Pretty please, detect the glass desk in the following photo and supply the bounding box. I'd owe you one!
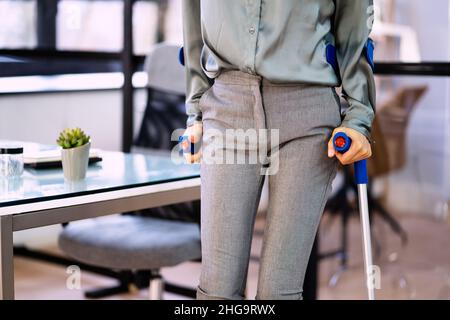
[0,149,200,300]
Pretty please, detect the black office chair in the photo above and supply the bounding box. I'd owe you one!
[58,43,201,299]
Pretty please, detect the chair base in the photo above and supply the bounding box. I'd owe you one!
[149,275,164,300]
[322,167,408,270]
[85,284,130,299]
[14,246,197,299]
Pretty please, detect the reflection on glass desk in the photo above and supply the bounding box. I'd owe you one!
[0,150,200,207]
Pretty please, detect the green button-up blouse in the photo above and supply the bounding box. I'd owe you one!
[182,0,376,139]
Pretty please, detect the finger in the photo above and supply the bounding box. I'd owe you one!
[339,142,361,164]
[353,142,372,160]
[189,132,202,144]
[182,126,202,143]
[190,124,203,143]
[341,146,370,164]
[184,153,193,164]
[335,152,344,164]
[335,152,355,165]
[327,137,335,158]
[191,151,202,163]
[351,149,369,163]
[184,150,202,164]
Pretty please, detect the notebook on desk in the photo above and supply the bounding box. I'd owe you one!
[23,144,102,169]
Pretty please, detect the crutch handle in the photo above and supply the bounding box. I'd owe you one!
[333,132,368,184]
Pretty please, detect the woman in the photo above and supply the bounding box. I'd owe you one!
[181,0,375,300]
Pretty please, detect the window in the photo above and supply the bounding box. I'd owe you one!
[0,0,37,49]
[57,0,125,52]
[0,0,447,77]
[373,0,449,62]
[56,0,161,54]
[0,0,182,77]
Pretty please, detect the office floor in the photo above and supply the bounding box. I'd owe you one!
[14,212,450,300]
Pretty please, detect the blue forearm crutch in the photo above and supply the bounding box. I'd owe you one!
[333,132,375,300]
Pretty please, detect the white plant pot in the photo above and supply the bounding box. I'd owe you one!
[61,142,90,181]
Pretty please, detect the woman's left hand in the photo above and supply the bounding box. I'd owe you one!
[327,127,372,165]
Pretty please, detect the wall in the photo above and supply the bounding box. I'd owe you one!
[0,88,147,151]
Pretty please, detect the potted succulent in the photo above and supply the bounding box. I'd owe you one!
[57,128,91,181]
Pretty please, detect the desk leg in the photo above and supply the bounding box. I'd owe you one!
[0,216,14,300]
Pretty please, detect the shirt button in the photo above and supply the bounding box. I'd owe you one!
[249,27,255,35]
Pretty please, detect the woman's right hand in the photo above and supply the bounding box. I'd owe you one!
[181,122,203,164]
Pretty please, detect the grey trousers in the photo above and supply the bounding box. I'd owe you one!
[197,70,341,300]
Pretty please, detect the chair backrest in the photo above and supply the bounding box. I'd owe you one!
[132,43,200,223]
[134,43,187,150]
[144,43,186,95]
[370,85,428,176]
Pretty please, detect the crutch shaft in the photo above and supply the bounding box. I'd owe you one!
[357,184,375,300]
[333,132,376,300]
